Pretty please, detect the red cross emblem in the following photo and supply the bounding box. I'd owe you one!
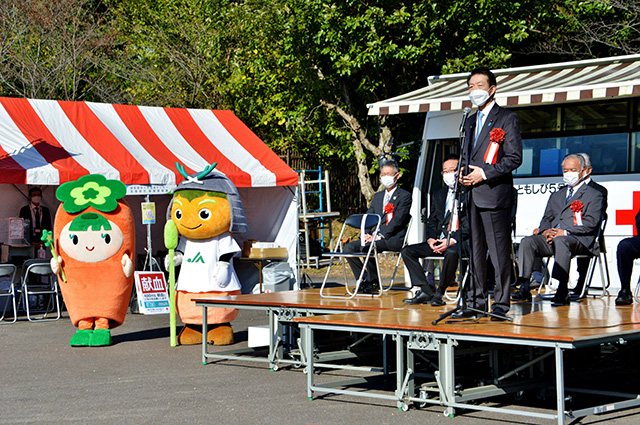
[616,190,640,236]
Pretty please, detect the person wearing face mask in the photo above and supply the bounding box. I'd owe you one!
[511,154,603,305]
[571,153,608,296]
[401,155,469,306]
[456,68,522,321]
[343,159,412,294]
[19,187,52,246]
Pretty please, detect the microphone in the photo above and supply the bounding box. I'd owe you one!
[459,107,471,134]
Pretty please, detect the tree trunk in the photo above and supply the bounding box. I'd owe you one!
[321,100,393,206]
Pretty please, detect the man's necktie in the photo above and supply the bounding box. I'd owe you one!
[445,190,454,214]
[474,111,483,148]
[383,192,390,207]
[566,186,574,203]
[34,207,41,229]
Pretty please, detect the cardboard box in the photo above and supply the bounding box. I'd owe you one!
[248,247,288,259]
[248,325,270,348]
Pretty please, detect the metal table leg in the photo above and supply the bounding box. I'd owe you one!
[555,344,566,425]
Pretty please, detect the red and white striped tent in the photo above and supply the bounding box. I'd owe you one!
[0,98,299,289]
[0,97,297,188]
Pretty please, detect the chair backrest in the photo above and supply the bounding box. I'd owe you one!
[344,213,381,230]
[0,264,17,278]
[0,264,17,291]
[594,214,607,253]
[22,259,54,279]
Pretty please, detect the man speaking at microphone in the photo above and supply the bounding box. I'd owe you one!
[456,68,522,321]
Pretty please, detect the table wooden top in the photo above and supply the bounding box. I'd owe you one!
[294,297,640,344]
[195,288,410,311]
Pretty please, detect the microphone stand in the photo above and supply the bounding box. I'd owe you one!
[432,109,512,324]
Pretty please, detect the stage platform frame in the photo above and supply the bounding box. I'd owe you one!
[295,299,640,425]
[195,288,407,371]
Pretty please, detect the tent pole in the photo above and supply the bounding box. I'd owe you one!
[146,194,153,271]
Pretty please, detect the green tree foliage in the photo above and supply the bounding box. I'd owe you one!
[0,0,114,101]
[530,0,640,58]
[1,0,639,203]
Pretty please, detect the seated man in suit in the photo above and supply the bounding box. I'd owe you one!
[343,159,412,293]
[402,154,469,306]
[521,153,609,297]
[615,210,640,305]
[511,154,603,305]
[573,153,608,296]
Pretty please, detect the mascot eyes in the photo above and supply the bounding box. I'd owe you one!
[101,233,112,244]
[70,234,79,245]
[199,208,211,220]
[174,209,183,220]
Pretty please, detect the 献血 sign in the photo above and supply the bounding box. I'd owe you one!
[134,271,170,314]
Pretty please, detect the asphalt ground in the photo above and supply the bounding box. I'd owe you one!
[3,307,640,425]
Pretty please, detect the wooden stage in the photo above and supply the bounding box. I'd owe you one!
[196,289,640,424]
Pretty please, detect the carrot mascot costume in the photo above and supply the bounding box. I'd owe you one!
[166,163,248,345]
[51,175,134,347]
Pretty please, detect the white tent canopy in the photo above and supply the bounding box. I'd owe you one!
[367,54,640,115]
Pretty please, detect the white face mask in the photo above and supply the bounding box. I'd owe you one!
[31,196,42,204]
[442,173,456,188]
[469,89,491,107]
[563,171,581,187]
[380,175,396,189]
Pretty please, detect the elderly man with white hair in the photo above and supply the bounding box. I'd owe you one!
[511,154,604,305]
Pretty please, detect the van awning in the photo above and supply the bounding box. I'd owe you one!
[367,54,640,116]
[0,97,297,188]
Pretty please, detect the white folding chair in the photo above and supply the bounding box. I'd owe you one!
[320,214,382,299]
[379,217,412,292]
[0,264,18,324]
[19,259,61,322]
[538,216,609,299]
[633,261,640,303]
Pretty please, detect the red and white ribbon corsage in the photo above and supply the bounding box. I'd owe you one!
[571,200,584,226]
[384,202,394,225]
[484,127,506,165]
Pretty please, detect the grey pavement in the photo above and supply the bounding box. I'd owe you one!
[2,308,640,425]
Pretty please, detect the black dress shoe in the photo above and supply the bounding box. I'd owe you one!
[511,286,532,302]
[551,292,570,306]
[430,292,445,306]
[403,291,433,304]
[615,289,633,306]
[360,281,380,294]
[490,307,508,321]
[451,309,477,319]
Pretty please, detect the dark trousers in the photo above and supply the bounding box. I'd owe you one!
[401,242,461,294]
[518,234,590,292]
[343,239,392,283]
[467,202,513,312]
[617,235,640,291]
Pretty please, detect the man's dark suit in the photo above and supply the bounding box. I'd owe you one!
[401,186,469,294]
[344,187,412,283]
[19,204,52,244]
[575,179,608,292]
[616,210,640,292]
[463,103,522,313]
[518,183,604,296]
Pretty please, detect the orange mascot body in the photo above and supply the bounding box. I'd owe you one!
[168,163,248,346]
[51,175,134,347]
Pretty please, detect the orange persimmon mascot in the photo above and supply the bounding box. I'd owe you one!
[167,163,248,345]
[50,175,134,347]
